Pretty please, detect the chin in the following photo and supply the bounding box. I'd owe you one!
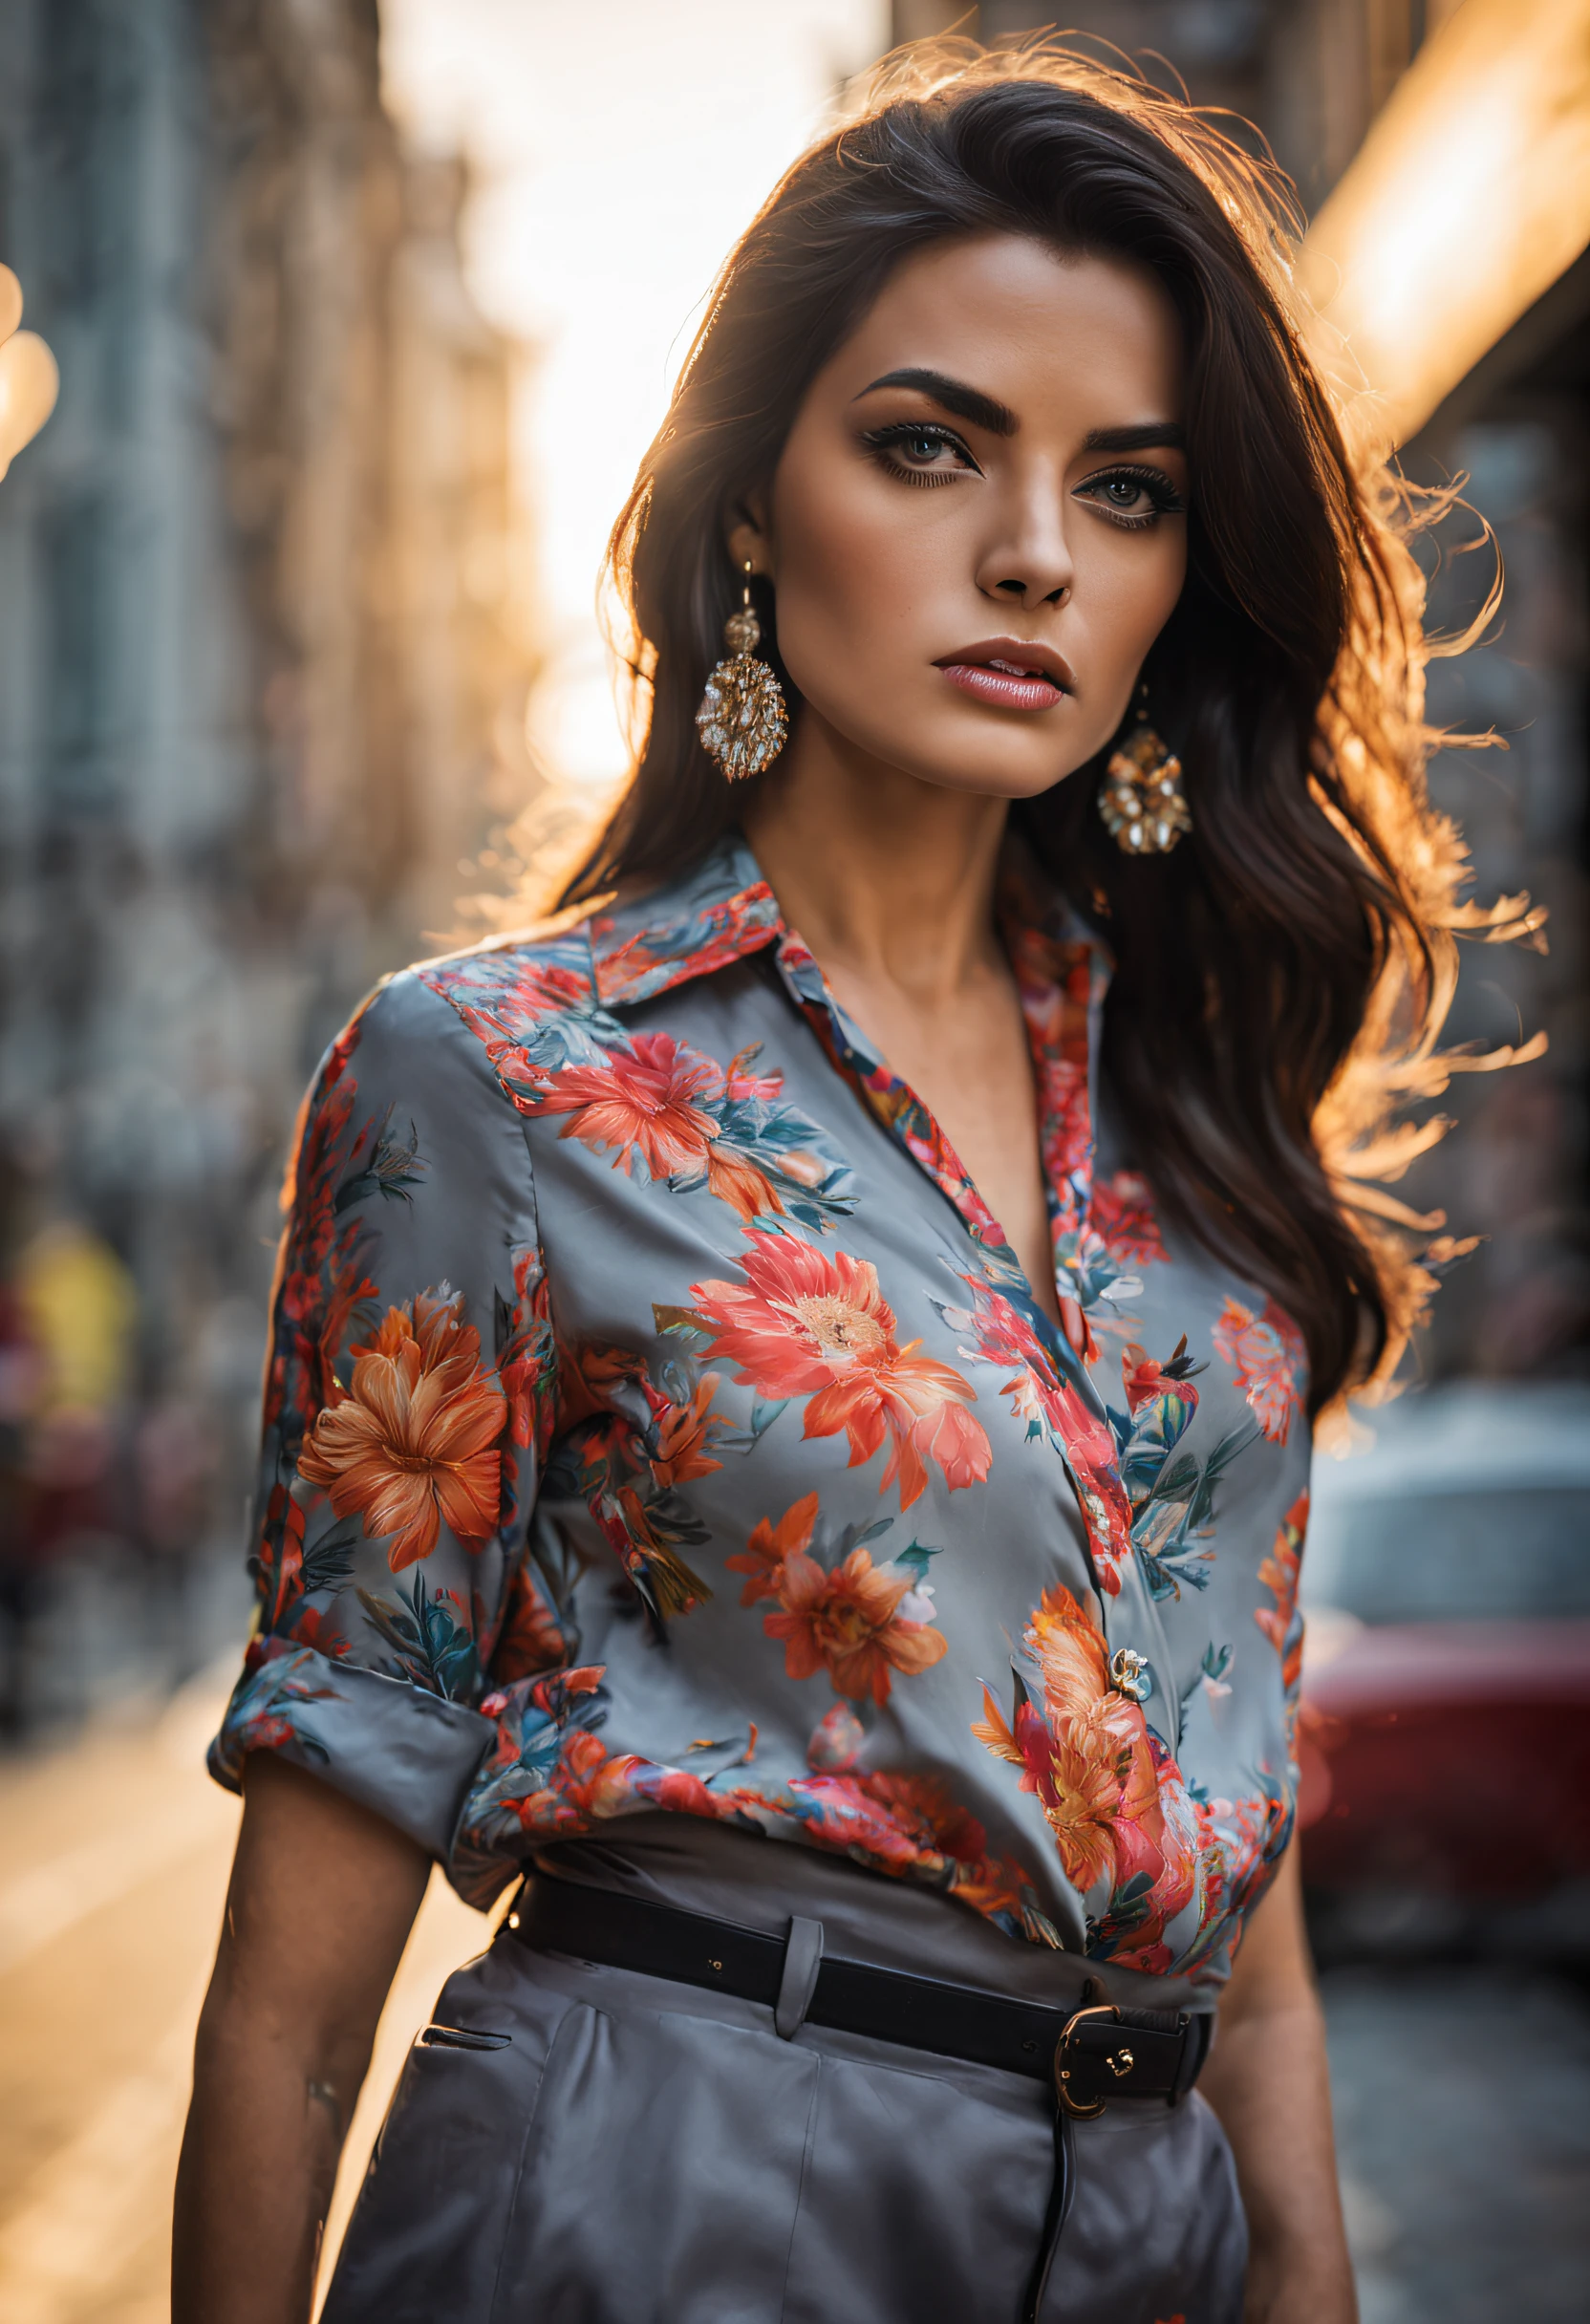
[919,758,1076,802]
[872,724,1090,802]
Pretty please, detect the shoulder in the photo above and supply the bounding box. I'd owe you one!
[337,903,603,1068]
[313,904,619,1148]
[405,901,605,1048]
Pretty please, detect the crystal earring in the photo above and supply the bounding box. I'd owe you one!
[695,562,788,783]
[1097,692,1191,855]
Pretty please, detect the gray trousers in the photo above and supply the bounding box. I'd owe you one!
[324,1822,1247,2323]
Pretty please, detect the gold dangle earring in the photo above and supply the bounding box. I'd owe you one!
[696,561,789,783]
[1098,686,1192,855]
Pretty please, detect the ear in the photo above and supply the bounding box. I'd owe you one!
[726,493,773,581]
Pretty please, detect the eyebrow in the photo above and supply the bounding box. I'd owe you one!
[1082,420,1187,453]
[853,370,1185,456]
[853,368,1017,436]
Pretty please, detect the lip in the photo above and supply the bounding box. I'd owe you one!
[934,636,1074,713]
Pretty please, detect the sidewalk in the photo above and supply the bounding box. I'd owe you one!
[0,1668,496,2323]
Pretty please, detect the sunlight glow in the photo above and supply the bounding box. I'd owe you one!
[380,0,887,794]
[1300,0,1590,454]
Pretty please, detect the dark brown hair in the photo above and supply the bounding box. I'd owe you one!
[559,40,1534,1416]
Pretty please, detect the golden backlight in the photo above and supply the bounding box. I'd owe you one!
[1300,0,1590,455]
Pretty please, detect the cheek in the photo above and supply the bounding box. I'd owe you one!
[769,458,935,659]
[1079,529,1187,671]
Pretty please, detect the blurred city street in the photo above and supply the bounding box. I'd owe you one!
[0,1667,499,2324]
[0,1668,1586,2322]
[3,4,1590,2322]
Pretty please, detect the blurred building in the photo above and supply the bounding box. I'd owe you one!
[0,0,530,1712]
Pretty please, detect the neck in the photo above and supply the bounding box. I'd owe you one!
[743,711,1012,1001]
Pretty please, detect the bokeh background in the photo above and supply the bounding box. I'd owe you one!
[0,4,1586,2319]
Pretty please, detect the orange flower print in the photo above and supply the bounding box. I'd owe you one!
[1212,1296,1305,1443]
[647,1373,724,1489]
[735,1493,947,1704]
[691,1229,990,1508]
[298,1291,505,1570]
[765,1543,948,1706]
[974,1586,1197,1934]
[491,1560,569,1682]
[726,1489,819,1605]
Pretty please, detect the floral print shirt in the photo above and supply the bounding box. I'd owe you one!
[211,832,1310,1990]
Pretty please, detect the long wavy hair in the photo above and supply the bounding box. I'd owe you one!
[556,39,1536,1416]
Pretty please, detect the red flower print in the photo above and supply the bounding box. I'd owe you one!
[806,1700,866,1770]
[498,1243,556,1456]
[525,1034,829,1226]
[784,1768,1039,1937]
[1256,1490,1309,1697]
[1212,1297,1305,1443]
[764,1544,948,1706]
[530,1031,721,1178]
[949,1277,1134,1588]
[289,1601,351,1662]
[1091,1170,1168,1268]
[1121,1337,1199,1417]
[691,1230,990,1508]
[298,1291,505,1569]
[855,1768,988,1863]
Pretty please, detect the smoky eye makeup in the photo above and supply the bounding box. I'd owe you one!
[1073,462,1187,529]
[857,419,982,486]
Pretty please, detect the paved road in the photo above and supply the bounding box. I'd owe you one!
[1,1683,1585,2321]
[0,1670,493,2324]
[1324,1962,1590,2324]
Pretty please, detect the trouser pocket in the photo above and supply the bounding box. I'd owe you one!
[322,1943,570,2324]
[491,1990,821,2324]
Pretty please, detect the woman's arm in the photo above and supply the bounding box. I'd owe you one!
[172,1754,431,2324]
[1198,1840,1358,2324]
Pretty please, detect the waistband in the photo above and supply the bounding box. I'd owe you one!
[511,1869,1213,2116]
[531,1812,1223,2022]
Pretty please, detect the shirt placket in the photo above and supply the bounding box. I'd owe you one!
[767,922,1174,1737]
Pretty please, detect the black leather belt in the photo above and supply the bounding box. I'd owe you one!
[509,1872,1211,2117]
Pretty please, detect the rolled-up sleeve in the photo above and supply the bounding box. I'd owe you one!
[209,968,559,1883]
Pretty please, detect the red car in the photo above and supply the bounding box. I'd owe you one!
[1298,1383,1590,1953]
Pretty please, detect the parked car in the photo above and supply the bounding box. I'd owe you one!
[1298,1381,1590,1959]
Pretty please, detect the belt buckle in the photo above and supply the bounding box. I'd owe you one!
[1053,1999,1124,2119]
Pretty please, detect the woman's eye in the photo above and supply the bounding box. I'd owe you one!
[860,421,978,485]
[1077,465,1185,528]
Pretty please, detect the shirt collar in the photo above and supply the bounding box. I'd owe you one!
[589,831,783,1009]
[589,827,1109,1011]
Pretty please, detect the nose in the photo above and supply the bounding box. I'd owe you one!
[974,475,1074,610]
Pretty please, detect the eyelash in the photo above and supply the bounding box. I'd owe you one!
[858,426,1186,529]
[1078,463,1187,529]
[858,420,978,487]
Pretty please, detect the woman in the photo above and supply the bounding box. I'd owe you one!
[174,41,1472,2324]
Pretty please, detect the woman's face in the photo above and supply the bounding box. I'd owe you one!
[734,232,1189,801]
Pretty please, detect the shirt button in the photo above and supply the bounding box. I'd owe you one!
[1109,1646,1151,1703]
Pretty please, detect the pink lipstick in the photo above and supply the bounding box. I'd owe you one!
[935,637,1073,713]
